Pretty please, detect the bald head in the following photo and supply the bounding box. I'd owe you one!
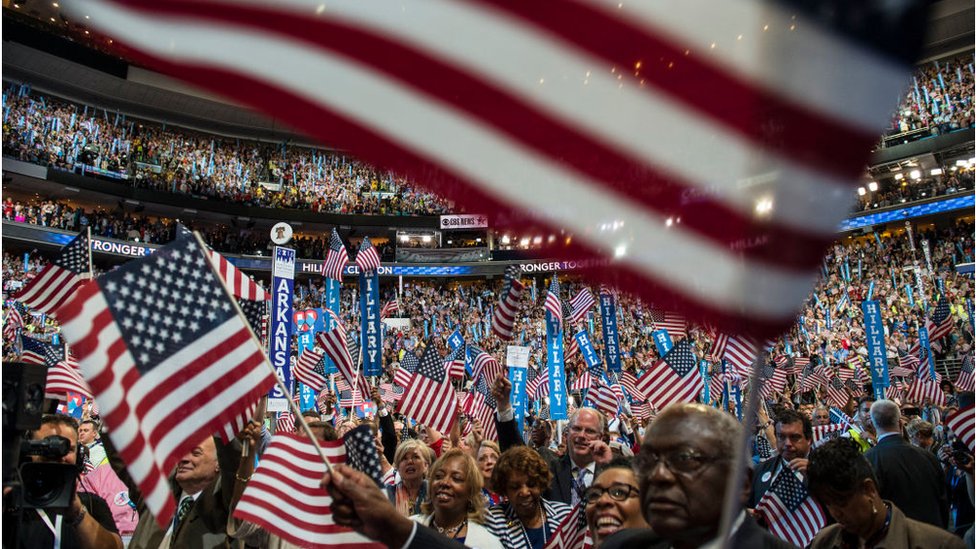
[650,403,742,456]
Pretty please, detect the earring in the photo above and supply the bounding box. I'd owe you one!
[871,503,878,515]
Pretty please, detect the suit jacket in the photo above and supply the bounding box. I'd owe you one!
[809,502,967,549]
[105,436,242,549]
[865,435,949,528]
[545,453,606,505]
[601,513,798,549]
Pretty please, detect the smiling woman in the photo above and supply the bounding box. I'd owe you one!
[583,458,649,548]
[412,450,503,549]
[486,447,571,549]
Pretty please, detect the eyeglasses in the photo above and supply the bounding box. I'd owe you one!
[583,483,639,505]
[569,425,602,438]
[635,448,728,477]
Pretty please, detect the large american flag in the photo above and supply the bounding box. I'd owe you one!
[65,1,927,338]
[316,328,371,401]
[294,348,328,392]
[756,465,826,547]
[927,297,954,341]
[399,341,459,433]
[233,427,384,549]
[354,236,381,274]
[946,405,974,454]
[206,247,268,301]
[491,266,524,341]
[13,229,91,315]
[55,232,274,527]
[636,339,702,409]
[568,288,596,326]
[322,228,349,281]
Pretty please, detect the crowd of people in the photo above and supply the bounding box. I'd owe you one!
[855,167,975,212]
[887,52,975,138]
[4,211,974,548]
[2,85,455,216]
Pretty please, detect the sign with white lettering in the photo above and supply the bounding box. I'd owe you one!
[506,345,530,434]
[359,272,383,377]
[861,300,889,398]
[268,246,295,412]
[439,214,488,230]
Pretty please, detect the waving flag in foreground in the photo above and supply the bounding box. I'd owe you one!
[60,0,926,338]
[756,466,826,548]
[4,301,24,341]
[21,336,93,400]
[946,405,974,454]
[13,229,91,315]
[544,501,591,549]
[56,232,274,527]
[491,265,524,341]
[233,427,383,549]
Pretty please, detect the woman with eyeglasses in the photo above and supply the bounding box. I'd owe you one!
[486,447,571,549]
[583,458,650,547]
[386,439,435,517]
[411,449,504,549]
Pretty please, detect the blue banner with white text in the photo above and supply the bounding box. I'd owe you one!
[574,330,602,370]
[269,246,295,412]
[546,308,568,420]
[861,300,889,398]
[359,272,383,377]
[324,278,341,374]
[599,291,622,372]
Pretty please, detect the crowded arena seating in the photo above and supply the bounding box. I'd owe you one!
[887,52,975,137]
[2,86,455,216]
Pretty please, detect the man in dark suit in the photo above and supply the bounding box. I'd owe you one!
[492,375,613,505]
[865,399,949,528]
[602,403,797,549]
[748,409,813,508]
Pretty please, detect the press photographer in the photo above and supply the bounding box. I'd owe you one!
[5,414,123,549]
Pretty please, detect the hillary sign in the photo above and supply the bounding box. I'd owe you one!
[861,300,889,399]
[599,292,621,372]
[359,272,383,377]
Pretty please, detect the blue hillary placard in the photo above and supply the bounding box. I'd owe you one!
[546,320,568,421]
[652,329,673,356]
[447,329,465,351]
[700,360,710,403]
[359,272,383,377]
[918,324,936,380]
[323,279,341,374]
[269,246,295,412]
[506,345,530,434]
[574,330,602,369]
[598,291,622,372]
[861,300,889,398]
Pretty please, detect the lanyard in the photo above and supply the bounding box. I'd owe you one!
[36,510,63,549]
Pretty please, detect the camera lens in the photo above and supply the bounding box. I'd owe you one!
[21,466,63,507]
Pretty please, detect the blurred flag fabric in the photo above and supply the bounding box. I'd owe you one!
[63,0,928,339]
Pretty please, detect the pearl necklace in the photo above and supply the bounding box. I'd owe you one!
[433,517,467,539]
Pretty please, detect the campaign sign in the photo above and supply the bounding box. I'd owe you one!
[268,246,295,412]
[506,345,530,434]
[599,292,622,372]
[546,316,568,421]
[324,279,341,374]
[447,329,465,351]
[574,330,602,369]
[861,300,889,398]
[652,329,673,357]
[359,272,382,377]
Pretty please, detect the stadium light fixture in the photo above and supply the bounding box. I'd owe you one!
[930,168,942,176]
[894,173,903,180]
[501,235,510,245]
[857,187,866,196]
[867,181,878,192]
[909,170,921,180]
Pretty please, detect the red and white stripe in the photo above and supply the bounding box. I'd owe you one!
[618,371,644,400]
[462,391,498,442]
[571,371,592,391]
[275,412,296,433]
[57,282,272,528]
[44,355,94,400]
[65,0,911,338]
[653,311,688,338]
[294,347,327,391]
[587,382,619,417]
[903,378,946,407]
[317,328,371,400]
[947,405,974,455]
[568,288,596,325]
[207,249,268,301]
[399,373,459,434]
[13,264,90,317]
[635,358,702,410]
[393,366,414,389]
[491,276,524,341]
[722,335,759,375]
[472,350,503,386]
[233,433,383,549]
